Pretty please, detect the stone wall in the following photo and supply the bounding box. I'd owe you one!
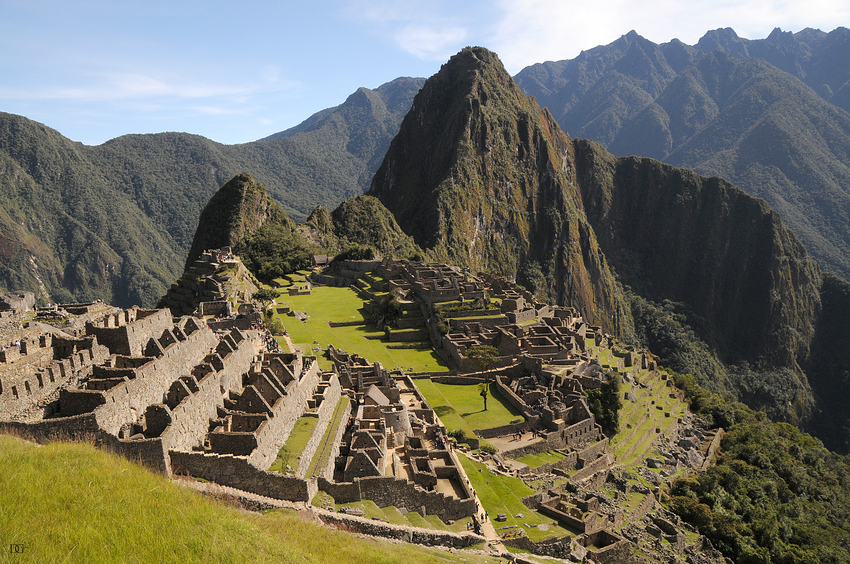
[316,511,485,548]
[474,422,528,440]
[295,376,342,478]
[317,475,476,522]
[89,322,218,435]
[314,397,352,480]
[0,414,169,473]
[153,330,256,453]
[359,476,476,522]
[86,308,173,356]
[249,361,322,469]
[631,492,657,519]
[572,454,614,483]
[0,339,109,419]
[502,534,574,559]
[170,450,311,501]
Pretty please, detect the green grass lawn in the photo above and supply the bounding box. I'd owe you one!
[268,416,319,474]
[414,380,523,436]
[457,454,575,542]
[0,433,505,564]
[515,450,566,469]
[274,286,447,373]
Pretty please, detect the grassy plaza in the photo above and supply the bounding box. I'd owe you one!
[272,282,447,373]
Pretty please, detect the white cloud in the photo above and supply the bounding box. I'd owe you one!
[342,0,475,60]
[486,0,850,72]
[394,23,469,60]
[0,69,301,106]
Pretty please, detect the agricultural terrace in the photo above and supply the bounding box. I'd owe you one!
[610,367,688,470]
[313,492,480,536]
[270,273,447,373]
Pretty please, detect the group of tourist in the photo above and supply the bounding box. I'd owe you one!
[2,340,21,350]
[510,428,529,441]
[434,433,455,450]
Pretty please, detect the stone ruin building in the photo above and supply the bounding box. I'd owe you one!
[0,254,722,562]
[323,344,477,522]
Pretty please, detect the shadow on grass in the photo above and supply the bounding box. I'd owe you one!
[434,406,457,417]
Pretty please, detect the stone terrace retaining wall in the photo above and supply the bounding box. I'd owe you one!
[295,376,342,478]
[249,361,322,469]
[317,476,476,523]
[0,414,170,473]
[170,450,312,502]
[317,512,485,548]
[631,492,657,519]
[502,534,574,560]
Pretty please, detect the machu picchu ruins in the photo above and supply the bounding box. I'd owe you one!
[1,250,727,563]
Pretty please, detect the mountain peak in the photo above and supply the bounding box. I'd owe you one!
[370,47,629,332]
[185,173,291,267]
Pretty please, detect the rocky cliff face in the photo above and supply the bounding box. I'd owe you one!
[370,47,630,334]
[573,139,823,368]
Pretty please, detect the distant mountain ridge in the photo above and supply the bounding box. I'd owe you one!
[0,77,424,307]
[515,27,850,280]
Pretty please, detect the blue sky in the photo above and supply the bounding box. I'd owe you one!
[2,0,848,145]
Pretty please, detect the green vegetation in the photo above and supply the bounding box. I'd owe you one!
[628,291,813,428]
[457,453,576,542]
[369,47,631,337]
[516,450,566,469]
[414,379,522,437]
[0,78,423,307]
[515,29,850,281]
[0,433,498,564]
[465,345,500,372]
[268,416,319,474]
[663,372,850,563]
[305,195,421,260]
[584,375,621,436]
[305,396,350,478]
[274,284,446,372]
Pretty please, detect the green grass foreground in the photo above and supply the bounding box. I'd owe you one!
[0,434,505,563]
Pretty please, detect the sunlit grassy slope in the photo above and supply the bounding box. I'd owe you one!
[0,434,505,564]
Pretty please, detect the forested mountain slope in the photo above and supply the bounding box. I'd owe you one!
[515,27,850,280]
[0,78,423,306]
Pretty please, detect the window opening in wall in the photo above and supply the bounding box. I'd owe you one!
[24,381,31,394]
[36,374,43,388]
[12,385,18,398]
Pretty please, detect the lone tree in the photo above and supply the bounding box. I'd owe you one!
[253,288,280,310]
[466,345,499,372]
[478,382,489,411]
[467,345,499,411]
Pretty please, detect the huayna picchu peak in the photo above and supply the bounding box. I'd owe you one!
[370,47,630,337]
